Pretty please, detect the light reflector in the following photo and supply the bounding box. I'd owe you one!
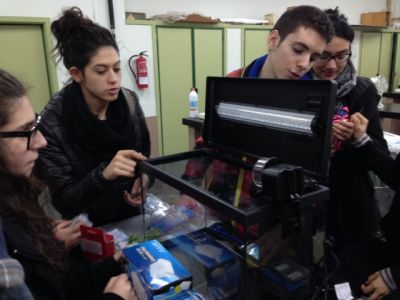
[216,102,315,134]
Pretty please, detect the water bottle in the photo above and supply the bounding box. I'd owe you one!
[189,88,199,118]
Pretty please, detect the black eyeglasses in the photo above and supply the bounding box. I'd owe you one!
[316,51,352,63]
[0,114,42,150]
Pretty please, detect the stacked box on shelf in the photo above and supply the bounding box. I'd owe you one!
[164,229,240,299]
[123,239,192,300]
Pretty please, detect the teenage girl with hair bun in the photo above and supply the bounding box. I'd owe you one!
[36,7,151,226]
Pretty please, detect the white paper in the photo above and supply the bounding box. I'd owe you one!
[334,282,353,300]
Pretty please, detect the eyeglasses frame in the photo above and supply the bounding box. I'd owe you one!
[316,51,352,64]
[0,114,42,150]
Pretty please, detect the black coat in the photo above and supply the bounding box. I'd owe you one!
[327,77,389,250]
[2,217,123,300]
[35,87,151,226]
[350,140,400,288]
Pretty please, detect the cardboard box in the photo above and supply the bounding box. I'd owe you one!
[179,14,219,24]
[264,13,276,25]
[361,12,374,26]
[125,12,147,21]
[80,225,115,262]
[361,11,390,27]
[123,240,192,300]
[164,230,240,299]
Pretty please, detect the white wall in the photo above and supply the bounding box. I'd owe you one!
[0,0,110,93]
[125,0,387,25]
[113,0,157,116]
[0,0,157,116]
[0,0,108,22]
[0,0,390,117]
[226,28,242,73]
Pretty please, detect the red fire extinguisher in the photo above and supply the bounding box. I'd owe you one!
[128,51,149,89]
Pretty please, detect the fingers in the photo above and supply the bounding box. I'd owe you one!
[103,157,137,180]
[362,283,374,295]
[52,219,65,226]
[366,290,381,300]
[361,273,390,300]
[70,221,82,234]
[104,274,135,300]
[113,250,124,263]
[332,120,354,141]
[102,150,148,181]
[104,275,118,290]
[350,112,361,125]
[124,191,143,207]
[124,175,150,207]
[131,175,150,195]
[367,272,380,284]
[122,150,147,161]
[65,232,81,249]
[54,220,71,230]
[350,112,368,125]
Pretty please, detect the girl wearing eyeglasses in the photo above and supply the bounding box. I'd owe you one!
[307,8,389,254]
[0,68,136,299]
[35,7,151,226]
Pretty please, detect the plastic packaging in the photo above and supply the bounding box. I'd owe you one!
[189,88,199,118]
[70,213,93,228]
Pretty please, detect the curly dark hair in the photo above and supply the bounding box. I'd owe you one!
[273,5,334,44]
[0,69,65,277]
[324,7,354,43]
[51,6,118,70]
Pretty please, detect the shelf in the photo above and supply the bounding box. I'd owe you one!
[382,92,400,99]
[182,117,203,130]
[379,102,400,119]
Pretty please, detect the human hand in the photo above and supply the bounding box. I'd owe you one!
[124,174,150,207]
[332,119,354,141]
[350,112,369,141]
[361,271,391,300]
[53,219,81,249]
[113,250,125,264]
[102,150,147,181]
[104,274,136,300]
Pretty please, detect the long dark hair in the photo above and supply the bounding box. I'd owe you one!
[0,69,64,276]
[51,6,119,70]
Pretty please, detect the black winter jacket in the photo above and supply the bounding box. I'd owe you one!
[35,87,151,226]
[353,140,400,289]
[2,217,123,300]
[327,76,389,250]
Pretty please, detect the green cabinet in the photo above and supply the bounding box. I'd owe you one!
[193,29,224,112]
[0,18,58,112]
[244,29,270,66]
[156,26,224,155]
[391,33,400,89]
[358,31,393,81]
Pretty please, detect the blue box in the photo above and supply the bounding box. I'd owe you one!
[259,259,310,299]
[164,230,240,299]
[123,240,192,300]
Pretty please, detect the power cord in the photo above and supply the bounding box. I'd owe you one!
[310,237,340,300]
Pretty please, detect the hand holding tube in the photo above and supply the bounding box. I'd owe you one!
[102,150,147,181]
